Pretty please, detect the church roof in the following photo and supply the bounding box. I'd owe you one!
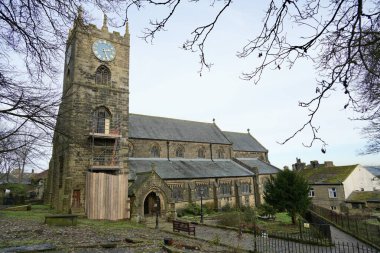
[128,158,254,180]
[236,158,280,174]
[129,114,231,144]
[223,131,267,152]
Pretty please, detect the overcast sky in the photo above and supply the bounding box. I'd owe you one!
[36,1,377,172]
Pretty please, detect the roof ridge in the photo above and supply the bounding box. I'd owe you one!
[130,113,215,125]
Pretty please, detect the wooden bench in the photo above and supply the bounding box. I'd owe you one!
[172,220,195,236]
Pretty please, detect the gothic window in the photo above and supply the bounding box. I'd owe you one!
[217,148,225,159]
[197,147,206,158]
[150,144,160,158]
[220,183,231,195]
[170,185,183,201]
[95,65,111,85]
[241,183,250,194]
[93,107,111,134]
[175,145,185,158]
[195,185,209,198]
[127,142,134,157]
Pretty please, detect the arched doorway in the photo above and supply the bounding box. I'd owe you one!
[143,192,160,216]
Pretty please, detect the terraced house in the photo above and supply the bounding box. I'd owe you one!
[294,159,379,213]
[46,14,280,221]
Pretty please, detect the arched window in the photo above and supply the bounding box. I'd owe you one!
[127,142,134,157]
[95,65,111,85]
[93,107,111,134]
[150,144,160,158]
[217,148,225,159]
[197,147,205,158]
[176,145,185,158]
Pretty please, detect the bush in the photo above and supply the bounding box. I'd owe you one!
[217,211,241,227]
[242,207,256,224]
[221,202,234,212]
[258,203,277,219]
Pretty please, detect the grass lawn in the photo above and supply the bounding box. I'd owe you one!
[0,204,143,231]
[256,212,299,234]
[179,209,300,234]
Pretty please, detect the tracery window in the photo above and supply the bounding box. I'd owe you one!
[220,183,231,195]
[127,142,134,157]
[197,147,206,158]
[195,184,209,198]
[217,148,225,159]
[169,184,183,201]
[150,144,160,158]
[93,107,111,134]
[241,183,250,194]
[95,65,111,85]
[175,145,185,158]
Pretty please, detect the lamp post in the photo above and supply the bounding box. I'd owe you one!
[200,189,204,224]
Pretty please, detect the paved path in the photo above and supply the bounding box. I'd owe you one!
[146,218,379,253]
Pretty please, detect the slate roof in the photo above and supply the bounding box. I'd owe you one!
[129,114,230,144]
[346,191,380,203]
[223,131,267,152]
[236,158,280,175]
[128,158,254,180]
[365,166,380,178]
[299,165,358,184]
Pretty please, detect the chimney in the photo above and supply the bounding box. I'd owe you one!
[292,158,306,171]
[310,160,319,168]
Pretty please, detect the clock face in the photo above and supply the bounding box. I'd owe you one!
[92,40,116,61]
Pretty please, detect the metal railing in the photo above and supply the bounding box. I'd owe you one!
[309,204,380,248]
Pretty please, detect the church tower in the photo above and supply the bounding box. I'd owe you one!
[47,11,130,220]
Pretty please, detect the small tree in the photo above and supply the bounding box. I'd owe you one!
[264,169,311,224]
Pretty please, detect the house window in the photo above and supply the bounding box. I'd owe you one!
[150,144,160,158]
[93,107,111,134]
[241,183,250,194]
[170,185,183,201]
[196,185,209,198]
[330,206,337,210]
[197,147,205,158]
[220,183,231,195]
[95,65,111,85]
[309,188,315,197]
[175,145,184,158]
[328,188,337,198]
[217,148,225,159]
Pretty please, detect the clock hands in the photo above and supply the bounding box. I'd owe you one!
[102,48,114,60]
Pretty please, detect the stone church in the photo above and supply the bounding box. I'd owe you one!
[46,13,280,220]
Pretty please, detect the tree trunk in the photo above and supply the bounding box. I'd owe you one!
[291,214,296,224]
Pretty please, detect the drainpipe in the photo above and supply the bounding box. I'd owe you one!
[210,143,213,161]
[166,141,170,161]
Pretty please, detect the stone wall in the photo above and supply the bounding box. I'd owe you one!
[232,151,268,162]
[310,184,346,212]
[129,139,232,159]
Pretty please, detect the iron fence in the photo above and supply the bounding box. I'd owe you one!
[309,204,380,248]
[252,234,379,253]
